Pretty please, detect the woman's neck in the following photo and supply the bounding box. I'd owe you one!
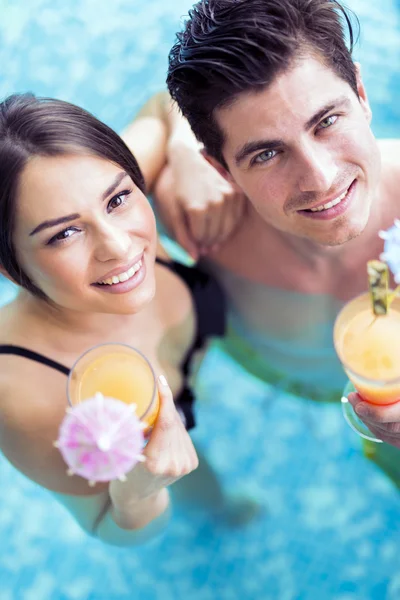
[15,291,143,352]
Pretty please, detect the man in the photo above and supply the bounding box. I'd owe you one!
[133,0,400,478]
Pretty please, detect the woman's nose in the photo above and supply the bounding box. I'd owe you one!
[93,223,132,263]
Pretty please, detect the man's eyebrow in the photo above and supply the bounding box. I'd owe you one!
[29,171,130,236]
[305,96,350,130]
[235,140,283,167]
[234,96,351,167]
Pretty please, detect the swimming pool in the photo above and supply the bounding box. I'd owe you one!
[1,1,400,598]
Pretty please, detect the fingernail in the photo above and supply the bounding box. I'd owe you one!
[158,374,168,386]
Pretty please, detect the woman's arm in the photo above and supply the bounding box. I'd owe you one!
[0,375,198,547]
[51,488,170,547]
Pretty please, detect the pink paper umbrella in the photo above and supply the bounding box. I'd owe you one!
[55,393,146,486]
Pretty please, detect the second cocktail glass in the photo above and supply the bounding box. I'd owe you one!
[334,292,400,442]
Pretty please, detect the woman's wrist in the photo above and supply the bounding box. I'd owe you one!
[110,488,170,531]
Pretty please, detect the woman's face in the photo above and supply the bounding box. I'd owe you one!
[13,153,157,315]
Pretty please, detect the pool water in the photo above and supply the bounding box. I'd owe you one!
[1,1,400,599]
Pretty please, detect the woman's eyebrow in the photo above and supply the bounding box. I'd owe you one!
[101,171,128,201]
[29,171,129,236]
[29,213,80,236]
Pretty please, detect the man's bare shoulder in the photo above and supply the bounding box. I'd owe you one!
[378,139,400,167]
[378,140,400,204]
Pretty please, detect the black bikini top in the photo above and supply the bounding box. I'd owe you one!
[0,258,226,430]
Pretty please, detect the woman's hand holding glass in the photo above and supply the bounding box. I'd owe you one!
[109,375,199,530]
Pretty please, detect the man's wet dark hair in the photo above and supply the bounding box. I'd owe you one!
[167,0,359,167]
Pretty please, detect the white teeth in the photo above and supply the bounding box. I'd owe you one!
[310,189,348,212]
[99,259,143,285]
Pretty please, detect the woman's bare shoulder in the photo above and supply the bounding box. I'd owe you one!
[0,299,19,337]
[0,358,107,497]
[154,258,196,343]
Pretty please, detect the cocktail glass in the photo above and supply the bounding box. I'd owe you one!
[334,292,400,442]
[67,343,159,430]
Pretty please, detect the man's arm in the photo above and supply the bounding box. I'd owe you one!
[122,92,246,259]
[120,92,169,191]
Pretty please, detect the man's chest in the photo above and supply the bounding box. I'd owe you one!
[209,215,391,301]
[211,245,376,304]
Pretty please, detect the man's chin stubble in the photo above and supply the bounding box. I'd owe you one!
[315,223,367,247]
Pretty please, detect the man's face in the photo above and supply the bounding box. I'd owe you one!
[215,56,381,246]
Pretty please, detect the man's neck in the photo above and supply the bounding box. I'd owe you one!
[209,187,393,299]
[245,190,386,270]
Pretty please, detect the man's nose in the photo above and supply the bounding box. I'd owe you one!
[297,144,338,195]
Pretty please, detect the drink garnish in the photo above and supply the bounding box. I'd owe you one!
[378,220,400,309]
[367,260,389,315]
[54,393,146,486]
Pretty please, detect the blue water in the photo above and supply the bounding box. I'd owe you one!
[1,1,400,598]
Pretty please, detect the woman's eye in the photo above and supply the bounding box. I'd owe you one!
[318,115,338,130]
[47,227,79,245]
[252,149,278,165]
[107,190,130,212]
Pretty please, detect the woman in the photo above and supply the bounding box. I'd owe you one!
[0,93,226,546]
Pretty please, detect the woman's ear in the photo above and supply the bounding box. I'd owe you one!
[0,265,16,285]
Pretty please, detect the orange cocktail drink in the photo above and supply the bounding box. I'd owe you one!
[334,292,400,405]
[67,344,159,428]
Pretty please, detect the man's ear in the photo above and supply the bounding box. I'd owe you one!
[201,150,241,189]
[354,62,372,124]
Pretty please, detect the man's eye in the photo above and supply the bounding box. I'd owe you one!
[107,190,130,212]
[252,149,278,165]
[318,115,338,130]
